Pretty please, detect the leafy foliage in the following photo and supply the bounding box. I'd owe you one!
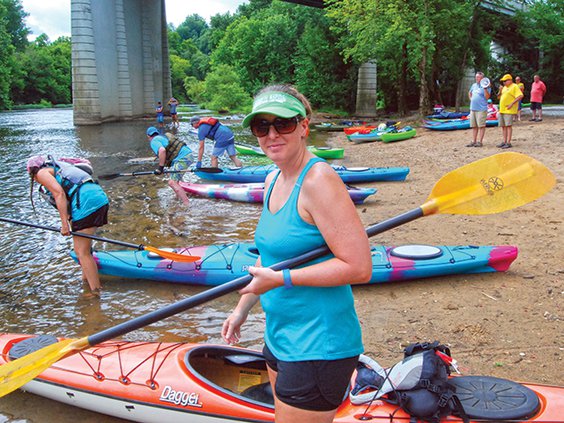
[515,0,563,102]
[1,0,561,114]
[11,36,71,105]
[200,64,252,113]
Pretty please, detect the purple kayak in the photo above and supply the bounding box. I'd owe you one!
[179,182,377,204]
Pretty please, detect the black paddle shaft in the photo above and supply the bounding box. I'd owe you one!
[0,217,145,250]
[88,207,424,345]
[99,167,222,180]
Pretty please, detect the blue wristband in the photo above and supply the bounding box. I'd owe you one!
[282,269,293,289]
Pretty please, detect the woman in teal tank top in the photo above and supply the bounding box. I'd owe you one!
[222,85,372,422]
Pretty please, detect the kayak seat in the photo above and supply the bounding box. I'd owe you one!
[186,346,274,407]
[241,382,274,405]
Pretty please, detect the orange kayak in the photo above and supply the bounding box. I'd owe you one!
[1,333,562,422]
[343,125,377,135]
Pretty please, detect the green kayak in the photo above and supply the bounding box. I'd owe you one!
[380,128,417,143]
[236,143,344,159]
[235,144,265,156]
[307,146,344,159]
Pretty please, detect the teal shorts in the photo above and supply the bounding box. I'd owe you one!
[169,156,193,181]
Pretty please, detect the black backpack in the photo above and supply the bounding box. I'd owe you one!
[387,342,469,423]
[350,341,469,423]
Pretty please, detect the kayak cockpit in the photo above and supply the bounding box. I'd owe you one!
[185,345,275,408]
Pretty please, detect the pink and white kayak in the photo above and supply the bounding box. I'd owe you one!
[179,182,377,204]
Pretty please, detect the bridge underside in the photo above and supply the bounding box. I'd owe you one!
[72,0,171,125]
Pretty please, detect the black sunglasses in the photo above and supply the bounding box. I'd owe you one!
[250,116,303,137]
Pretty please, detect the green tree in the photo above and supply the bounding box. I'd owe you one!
[208,12,237,50]
[169,54,191,102]
[184,76,205,103]
[0,0,28,50]
[326,0,487,115]
[0,1,16,108]
[516,0,563,101]
[200,64,252,112]
[177,14,210,53]
[211,10,296,94]
[11,36,72,105]
[293,18,356,111]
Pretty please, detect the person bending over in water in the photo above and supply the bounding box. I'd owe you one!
[27,155,109,296]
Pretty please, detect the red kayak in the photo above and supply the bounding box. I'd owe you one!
[1,333,562,422]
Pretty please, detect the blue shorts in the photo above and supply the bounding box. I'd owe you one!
[157,115,164,123]
[262,344,358,412]
[213,142,237,158]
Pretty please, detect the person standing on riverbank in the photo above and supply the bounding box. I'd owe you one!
[146,126,192,205]
[515,76,525,121]
[222,84,372,422]
[27,156,109,296]
[530,75,547,122]
[467,71,491,147]
[497,74,523,149]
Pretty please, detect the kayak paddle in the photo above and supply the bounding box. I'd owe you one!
[0,217,201,263]
[98,167,222,180]
[0,152,555,397]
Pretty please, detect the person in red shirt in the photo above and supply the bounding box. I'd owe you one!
[529,75,547,122]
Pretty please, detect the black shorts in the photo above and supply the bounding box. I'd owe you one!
[262,344,359,412]
[530,102,542,110]
[72,204,109,231]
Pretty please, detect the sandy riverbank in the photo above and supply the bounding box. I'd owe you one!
[321,113,562,384]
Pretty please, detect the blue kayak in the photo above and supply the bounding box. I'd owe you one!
[71,244,518,286]
[196,164,410,183]
[426,111,469,120]
[423,119,498,131]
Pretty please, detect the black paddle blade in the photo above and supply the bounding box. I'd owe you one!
[98,173,124,180]
[197,167,223,173]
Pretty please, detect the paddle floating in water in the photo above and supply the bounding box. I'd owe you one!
[0,217,201,263]
[0,152,555,398]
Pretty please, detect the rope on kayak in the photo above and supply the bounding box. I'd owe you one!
[68,341,186,387]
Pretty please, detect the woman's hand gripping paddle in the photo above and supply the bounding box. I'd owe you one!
[98,167,222,180]
[0,217,201,263]
[0,152,555,397]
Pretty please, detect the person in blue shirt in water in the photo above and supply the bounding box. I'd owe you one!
[155,101,164,128]
[221,85,372,422]
[190,116,242,168]
[27,156,109,296]
[146,127,193,205]
[168,97,179,127]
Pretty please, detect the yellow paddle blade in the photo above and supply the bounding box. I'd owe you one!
[143,246,201,262]
[0,337,90,397]
[421,152,555,216]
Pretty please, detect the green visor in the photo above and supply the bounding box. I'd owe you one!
[242,91,307,127]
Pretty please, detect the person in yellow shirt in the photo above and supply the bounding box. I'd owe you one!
[497,74,523,149]
[515,76,525,121]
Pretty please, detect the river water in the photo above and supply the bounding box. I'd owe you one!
[0,108,333,422]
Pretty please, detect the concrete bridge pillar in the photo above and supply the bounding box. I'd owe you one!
[355,61,377,117]
[71,0,171,125]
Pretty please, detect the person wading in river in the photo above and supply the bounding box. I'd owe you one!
[27,155,109,296]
